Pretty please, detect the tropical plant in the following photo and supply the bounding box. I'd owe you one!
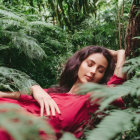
[0,0,139,140]
[0,104,55,140]
[0,5,73,89]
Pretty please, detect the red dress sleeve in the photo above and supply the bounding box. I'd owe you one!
[107,74,125,108]
[107,74,125,86]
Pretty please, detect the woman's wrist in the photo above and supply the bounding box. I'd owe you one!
[31,85,41,94]
[31,85,41,90]
[0,91,5,98]
[31,85,48,96]
[116,50,125,67]
[0,91,20,99]
[117,49,125,56]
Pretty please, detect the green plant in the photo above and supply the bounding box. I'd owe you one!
[0,104,55,140]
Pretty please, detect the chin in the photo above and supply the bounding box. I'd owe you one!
[78,79,87,84]
[82,79,91,84]
[82,81,88,84]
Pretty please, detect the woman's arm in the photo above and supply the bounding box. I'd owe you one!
[0,85,61,117]
[109,49,126,79]
[0,91,20,99]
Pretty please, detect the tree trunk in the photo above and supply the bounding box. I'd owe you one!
[126,0,140,57]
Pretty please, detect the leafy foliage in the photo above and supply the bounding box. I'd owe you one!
[0,5,73,88]
[60,132,78,140]
[87,110,133,140]
[0,0,139,140]
[79,51,140,140]
[123,56,140,79]
[0,104,55,140]
[0,67,37,93]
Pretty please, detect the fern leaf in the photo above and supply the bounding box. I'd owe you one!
[0,9,24,21]
[0,104,55,140]
[1,30,46,59]
[0,67,37,93]
[60,132,78,140]
[87,110,133,140]
[80,77,140,111]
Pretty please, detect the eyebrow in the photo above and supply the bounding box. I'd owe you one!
[88,59,106,69]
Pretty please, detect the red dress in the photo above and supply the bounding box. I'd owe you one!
[0,75,125,139]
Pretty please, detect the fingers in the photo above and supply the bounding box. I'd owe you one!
[44,99,61,116]
[40,101,45,117]
[49,102,56,116]
[49,100,61,116]
[107,49,117,56]
[45,102,50,116]
[53,101,61,114]
[39,96,61,117]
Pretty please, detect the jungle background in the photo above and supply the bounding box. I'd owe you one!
[0,0,140,140]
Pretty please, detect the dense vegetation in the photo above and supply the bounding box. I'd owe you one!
[0,0,140,140]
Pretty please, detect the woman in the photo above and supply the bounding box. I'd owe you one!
[0,46,126,138]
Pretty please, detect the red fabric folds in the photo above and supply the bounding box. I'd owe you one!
[0,74,125,139]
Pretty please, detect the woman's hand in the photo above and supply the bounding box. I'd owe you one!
[108,49,118,61]
[31,85,61,117]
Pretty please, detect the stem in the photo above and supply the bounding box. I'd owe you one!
[118,10,122,49]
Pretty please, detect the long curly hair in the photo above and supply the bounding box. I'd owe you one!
[48,46,115,93]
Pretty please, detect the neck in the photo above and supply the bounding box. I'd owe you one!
[68,80,80,94]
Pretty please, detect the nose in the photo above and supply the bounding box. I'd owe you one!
[90,66,96,76]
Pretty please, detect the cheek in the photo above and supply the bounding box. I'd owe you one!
[99,73,105,79]
[78,63,88,78]
[94,72,105,83]
[77,67,83,78]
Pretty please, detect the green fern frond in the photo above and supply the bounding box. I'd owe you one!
[0,7,47,60]
[29,21,53,27]
[1,30,46,59]
[45,37,62,49]
[0,18,21,30]
[80,77,140,111]
[0,44,10,50]
[60,132,78,140]
[0,9,24,21]
[87,110,133,140]
[123,56,140,78]
[0,104,55,140]
[0,67,37,93]
[0,83,14,91]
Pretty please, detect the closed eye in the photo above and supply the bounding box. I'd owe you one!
[88,63,93,67]
[98,67,105,73]
[87,60,95,67]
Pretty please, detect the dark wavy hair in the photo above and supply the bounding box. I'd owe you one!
[48,46,115,93]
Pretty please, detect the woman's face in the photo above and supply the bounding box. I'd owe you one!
[77,53,108,84]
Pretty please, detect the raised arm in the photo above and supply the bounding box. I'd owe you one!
[109,49,126,79]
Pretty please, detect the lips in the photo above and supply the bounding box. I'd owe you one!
[85,75,93,81]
